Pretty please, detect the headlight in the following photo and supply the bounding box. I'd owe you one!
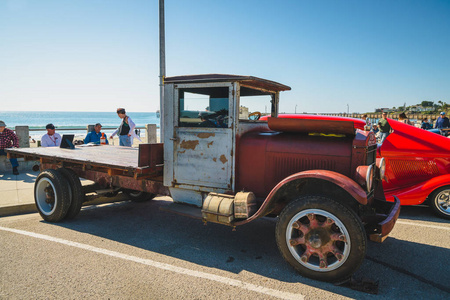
[355,165,374,192]
[366,164,374,192]
[377,157,386,181]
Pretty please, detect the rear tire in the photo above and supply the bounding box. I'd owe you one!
[276,195,366,282]
[428,186,450,220]
[34,169,71,222]
[57,168,84,220]
[123,189,156,202]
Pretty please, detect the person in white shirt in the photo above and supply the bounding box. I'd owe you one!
[110,108,141,146]
[41,123,61,147]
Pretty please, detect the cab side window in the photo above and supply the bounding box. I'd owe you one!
[179,87,229,128]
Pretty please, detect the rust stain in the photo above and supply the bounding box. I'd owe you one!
[222,167,225,170]
[213,158,217,162]
[207,141,214,148]
[220,155,228,164]
[197,133,215,139]
[180,140,199,150]
[178,150,186,154]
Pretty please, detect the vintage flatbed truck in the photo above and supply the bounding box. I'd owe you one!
[7,74,400,282]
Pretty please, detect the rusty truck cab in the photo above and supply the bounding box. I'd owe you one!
[163,74,290,206]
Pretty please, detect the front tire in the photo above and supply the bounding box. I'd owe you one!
[34,169,71,222]
[276,195,366,282]
[428,186,450,219]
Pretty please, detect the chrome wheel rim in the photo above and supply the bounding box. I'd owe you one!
[286,209,351,272]
[36,178,57,216]
[435,189,450,216]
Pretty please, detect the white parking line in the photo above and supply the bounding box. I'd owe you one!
[397,220,450,231]
[0,226,304,300]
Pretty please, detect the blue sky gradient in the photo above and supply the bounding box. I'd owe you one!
[1,0,449,113]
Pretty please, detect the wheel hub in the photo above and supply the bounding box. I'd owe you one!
[287,210,350,271]
[308,233,322,248]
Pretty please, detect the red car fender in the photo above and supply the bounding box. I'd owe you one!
[233,170,367,226]
[384,174,450,205]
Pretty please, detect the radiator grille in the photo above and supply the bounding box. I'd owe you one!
[366,145,377,166]
[270,155,337,181]
[389,159,439,178]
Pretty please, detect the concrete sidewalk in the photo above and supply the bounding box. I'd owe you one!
[0,170,38,216]
[0,169,128,217]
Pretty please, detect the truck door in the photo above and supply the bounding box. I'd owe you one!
[172,84,234,190]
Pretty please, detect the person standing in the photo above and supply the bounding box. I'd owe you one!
[84,123,109,145]
[398,112,413,125]
[110,108,141,147]
[41,124,61,147]
[0,121,20,175]
[378,112,392,144]
[434,112,450,129]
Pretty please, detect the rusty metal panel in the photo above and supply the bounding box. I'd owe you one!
[174,127,233,189]
[138,143,164,167]
[268,117,356,136]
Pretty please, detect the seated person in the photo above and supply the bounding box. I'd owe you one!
[84,123,109,144]
[421,118,432,130]
[41,124,61,147]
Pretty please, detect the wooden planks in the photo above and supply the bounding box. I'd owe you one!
[6,146,142,171]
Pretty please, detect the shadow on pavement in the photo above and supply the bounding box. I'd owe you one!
[43,198,450,298]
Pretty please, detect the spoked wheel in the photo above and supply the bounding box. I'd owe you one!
[57,168,84,220]
[34,169,71,222]
[276,196,366,282]
[248,111,261,120]
[429,186,450,219]
[123,189,156,202]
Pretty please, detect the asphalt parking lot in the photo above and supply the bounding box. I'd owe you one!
[0,197,449,299]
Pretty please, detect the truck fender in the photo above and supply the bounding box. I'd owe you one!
[233,170,367,226]
[384,174,450,205]
[266,170,368,205]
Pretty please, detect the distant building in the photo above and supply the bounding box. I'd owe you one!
[408,105,434,113]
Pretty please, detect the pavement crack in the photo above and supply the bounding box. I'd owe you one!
[366,255,450,294]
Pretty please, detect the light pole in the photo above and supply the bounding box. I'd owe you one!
[347,104,349,115]
[159,0,165,139]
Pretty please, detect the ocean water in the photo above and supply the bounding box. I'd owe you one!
[0,111,160,139]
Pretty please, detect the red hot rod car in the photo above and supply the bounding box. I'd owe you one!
[379,119,450,219]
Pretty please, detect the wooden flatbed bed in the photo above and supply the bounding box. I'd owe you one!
[7,145,168,195]
[8,146,143,172]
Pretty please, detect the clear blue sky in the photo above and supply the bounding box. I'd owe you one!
[1,0,449,113]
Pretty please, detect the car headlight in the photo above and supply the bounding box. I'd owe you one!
[377,157,386,181]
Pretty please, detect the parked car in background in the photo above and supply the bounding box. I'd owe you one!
[378,119,450,219]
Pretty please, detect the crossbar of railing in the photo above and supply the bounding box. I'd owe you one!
[26,126,156,132]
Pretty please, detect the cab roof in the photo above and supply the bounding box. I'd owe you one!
[164,74,291,92]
